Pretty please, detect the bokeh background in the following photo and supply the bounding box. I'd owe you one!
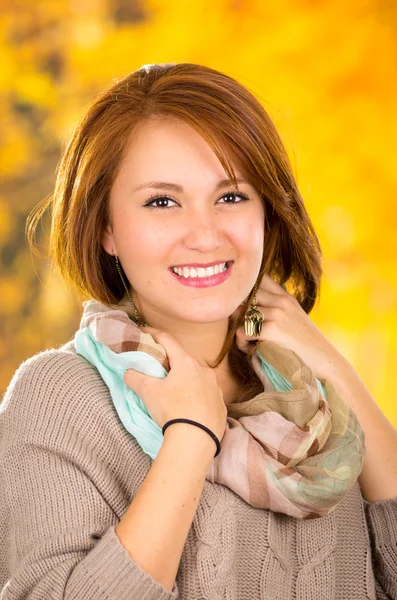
[0,0,396,425]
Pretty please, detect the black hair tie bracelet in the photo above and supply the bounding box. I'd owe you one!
[162,418,221,457]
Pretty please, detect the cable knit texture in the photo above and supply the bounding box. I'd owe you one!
[1,339,397,599]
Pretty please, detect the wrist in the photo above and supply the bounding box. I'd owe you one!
[162,422,218,460]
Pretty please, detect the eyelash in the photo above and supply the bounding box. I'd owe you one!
[143,191,250,210]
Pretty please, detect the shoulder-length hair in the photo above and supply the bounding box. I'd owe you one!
[27,62,323,403]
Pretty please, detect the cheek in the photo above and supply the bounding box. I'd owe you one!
[116,216,169,260]
[231,219,264,253]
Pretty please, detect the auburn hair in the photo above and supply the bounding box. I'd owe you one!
[26,62,323,403]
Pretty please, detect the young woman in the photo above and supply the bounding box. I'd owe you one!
[1,62,396,599]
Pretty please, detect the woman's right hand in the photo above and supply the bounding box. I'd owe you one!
[123,326,228,442]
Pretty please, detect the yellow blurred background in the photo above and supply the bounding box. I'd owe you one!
[0,0,396,425]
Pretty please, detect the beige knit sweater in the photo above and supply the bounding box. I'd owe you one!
[1,338,396,599]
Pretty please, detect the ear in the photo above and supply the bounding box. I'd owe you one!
[101,222,117,256]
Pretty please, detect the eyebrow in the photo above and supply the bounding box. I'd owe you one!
[130,177,250,194]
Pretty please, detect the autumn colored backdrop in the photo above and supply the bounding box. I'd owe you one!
[0,0,396,425]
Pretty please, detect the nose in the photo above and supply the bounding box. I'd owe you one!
[182,209,226,252]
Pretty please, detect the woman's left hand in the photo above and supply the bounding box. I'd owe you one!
[233,273,342,381]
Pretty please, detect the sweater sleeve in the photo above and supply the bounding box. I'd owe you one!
[363,495,397,600]
[0,349,179,600]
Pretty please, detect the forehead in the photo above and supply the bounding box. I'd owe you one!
[117,117,243,184]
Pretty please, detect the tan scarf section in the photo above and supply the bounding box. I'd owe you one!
[75,299,366,519]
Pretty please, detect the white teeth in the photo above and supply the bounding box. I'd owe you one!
[172,262,229,278]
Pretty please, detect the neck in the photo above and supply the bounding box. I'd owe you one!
[113,294,232,372]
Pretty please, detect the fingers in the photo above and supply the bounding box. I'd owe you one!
[140,326,189,370]
[258,273,288,296]
[123,367,148,390]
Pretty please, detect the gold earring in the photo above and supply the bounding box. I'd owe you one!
[244,281,263,336]
[113,254,148,328]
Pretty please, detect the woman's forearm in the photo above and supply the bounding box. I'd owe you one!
[324,349,397,503]
[115,423,215,592]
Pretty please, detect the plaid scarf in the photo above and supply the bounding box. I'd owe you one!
[75,299,366,519]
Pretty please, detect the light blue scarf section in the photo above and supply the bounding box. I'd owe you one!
[74,325,327,461]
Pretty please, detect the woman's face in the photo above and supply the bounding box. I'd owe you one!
[102,117,265,326]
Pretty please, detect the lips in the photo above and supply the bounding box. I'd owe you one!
[169,260,233,287]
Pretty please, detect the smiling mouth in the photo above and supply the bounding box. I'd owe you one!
[170,262,231,277]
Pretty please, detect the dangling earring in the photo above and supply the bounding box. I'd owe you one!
[244,281,264,336]
[113,254,148,328]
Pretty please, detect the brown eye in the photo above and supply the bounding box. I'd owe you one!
[144,195,178,210]
[219,192,250,204]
